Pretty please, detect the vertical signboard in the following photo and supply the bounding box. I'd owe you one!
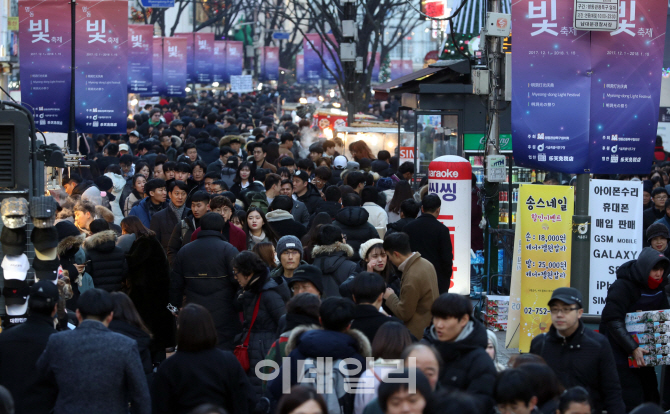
[588,179,643,314]
[194,32,214,83]
[151,37,164,96]
[518,184,574,352]
[163,37,187,97]
[304,33,322,82]
[128,24,153,94]
[264,46,279,81]
[74,0,128,134]
[296,54,305,83]
[175,32,194,83]
[212,41,227,83]
[19,0,71,133]
[225,41,243,79]
[427,156,472,295]
[588,1,668,174]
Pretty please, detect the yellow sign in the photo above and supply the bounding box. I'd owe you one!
[8,17,18,32]
[518,184,574,352]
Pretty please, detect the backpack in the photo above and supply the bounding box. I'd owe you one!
[297,357,355,414]
[247,192,269,214]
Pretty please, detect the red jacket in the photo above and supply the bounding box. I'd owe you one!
[190,222,247,252]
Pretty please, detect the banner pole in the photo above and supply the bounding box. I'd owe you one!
[571,173,591,309]
[68,0,77,153]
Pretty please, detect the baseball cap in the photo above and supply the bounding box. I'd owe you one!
[118,144,130,152]
[129,131,141,137]
[548,287,583,308]
[34,247,57,261]
[30,196,58,228]
[30,280,59,304]
[294,170,310,183]
[1,254,30,281]
[346,161,360,171]
[32,257,60,281]
[1,197,29,229]
[333,156,347,170]
[1,226,27,256]
[3,279,29,316]
[31,227,59,252]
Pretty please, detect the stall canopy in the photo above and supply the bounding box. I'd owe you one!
[372,59,470,101]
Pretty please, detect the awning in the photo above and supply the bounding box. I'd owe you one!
[372,59,469,100]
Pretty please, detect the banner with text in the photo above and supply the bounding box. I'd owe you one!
[151,37,164,96]
[260,46,279,81]
[588,179,643,314]
[74,1,128,134]
[194,32,214,83]
[304,33,322,82]
[128,25,153,94]
[519,184,574,352]
[175,33,194,83]
[213,41,227,83]
[296,54,305,83]
[322,34,341,83]
[225,41,244,80]
[19,0,71,133]
[163,37,187,97]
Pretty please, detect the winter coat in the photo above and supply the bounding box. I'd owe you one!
[313,201,341,220]
[150,205,190,252]
[279,143,292,157]
[0,313,58,414]
[84,230,128,292]
[151,348,257,414]
[292,199,310,226]
[423,320,497,414]
[116,234,136,254]
[237,277,290,396]
[362,202,388,229]
[105,172,127,225]
[167,211,198,267]
[333,207,380,262]
[351,304,404,345]
[267,210,307,239]
[108,319,153,380]
[170,230,241,350]
[129,197,167,228]
[72,180,102,206]
[600,248,670,365]
[403,214,453,294]
[255,159,277,173]
[531,320,626,414]
[311,243,359,298]
[206,160,237,189]
[386,217,415,236]
[195,138,220,164]
[384,253,439,339]
[126,234,174,350]
[296,183,324,215]
[190,222,247,253]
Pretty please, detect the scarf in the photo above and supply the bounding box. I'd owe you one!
[168,201,185,222]
[649,275,663,290]
[251,231,266,245]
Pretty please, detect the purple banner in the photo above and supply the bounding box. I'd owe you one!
[511,0,591,173]
[368,52,380,83]
[226,41,243,79]
[304,34,322,82]
[74,1,128,134]
[322,34,341,83]
[194,32,214,83]
[260,46,279,81]
[588,1,668,173]
[19,0,71,133]
[296,54,305,83]
[213,41,227,83]
[151,37,165,96]
[175,33,194,83]
[128,25,153,94]
[163,37,187,97]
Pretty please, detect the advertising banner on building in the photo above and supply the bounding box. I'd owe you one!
[128,25,153,94]
[588,1,668,173]
[225,41,244,79]
[74,0,128,134]
[518,184,574,353]
[163,37,187,97]
[19,0,71,133]
[427,156,472,295]
[322,34,340,83]
[212,41,227,83]
[588,179,643,314]
[391,59,402,79]
[151,37,164,96]
[304,33,322,82]
[368,52,381,83]
[260,46,279,81]
[296,54,305,84]
[175,33,194,83]
[194,32,214,83]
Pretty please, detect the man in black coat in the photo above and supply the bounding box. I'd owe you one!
[266,196,306,239]
[403,194,453,294]
[150,180,190,252]
[350,272,403,344]
[386,199,420,236]
[0,281,59,414]
[332,193,379,262]
[293,170,323,215]
[84,229,128,292]
[312,186,343,219]
[170,213,241,350]
[642,187,668,246]
[531,287,625,414]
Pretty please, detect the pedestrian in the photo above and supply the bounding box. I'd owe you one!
[277,386,328,414]
[557,387,592,414]
[83,220,127,292]
[124,174,147,218]
[310,225,358,298]
[150,180,190,252]
[286,264,324,298]
[646,222,670,259]
[207,195,247,252]
[385,181,413,224]
[401,343,442,391]
[108,292,154,381]
[531,287,625,414]
[486,330,506,372]
[494,369,538,414]
[376,369,432,414]
[361,187,388,230]
[267,196,307,239]
[279,179,310,226]
[253,242,277,269]
[385,200,420,236]
[36,288,151,414]
[292,170,323,215]
[167,191,210,266]
[129,178,168,228]
[245,207,279,250]
[358,239,399,298]
[643,188,668,245]
[151,304,257,414]
[350,272,403,344]
[231,161,254,198]
[516,363,563,414]
[73,200,96,235]
[313,186,342,219]
[333,193,379,262]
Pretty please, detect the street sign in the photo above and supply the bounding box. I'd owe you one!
[139,0,175,7]
[230,75,253,93]
[573,0,619,31]
[272,32,291,40]
[486,155,507,182]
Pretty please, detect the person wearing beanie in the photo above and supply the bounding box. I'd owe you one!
[643,181,653,210]
[643,188,668,247]
[287,265,324,297]
[311,225,358,298]
[266,196,307,240]
[271,235,306,281]
[647,222,670,259]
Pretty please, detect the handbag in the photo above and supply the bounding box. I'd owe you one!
[234,293,262,372]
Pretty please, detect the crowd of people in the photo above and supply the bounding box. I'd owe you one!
[0,90,666,414]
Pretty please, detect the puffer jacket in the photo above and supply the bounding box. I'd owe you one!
[422,319,497,414]
[195,137,220,164]
[237,276,290,397]
[333,207,379,261]
[84,230,127,292]
[311,243,358,298]
[105,172,126,225]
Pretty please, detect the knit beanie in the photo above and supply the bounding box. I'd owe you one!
[277,235,303,258]
[359,238,385,261]
[647,222,670,243]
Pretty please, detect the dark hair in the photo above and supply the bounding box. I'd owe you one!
[347,171,366,189]
[245,207,279,244]
[77,288,114,320]
[277,386,328,414]
[494,369,536,406]
[422,193,441,213]
[191,191,211,205]
[254,168,268,183]
[389,181,413,214]
[319,297,355,332]
[558,387,592,414]
[426,391,479,414]
[324,186,342,203]
[220,146,234,157]
[378,370,431,412]
[110,292,152,336]
[280,157,295,167]
[517,363,563,407]
[231,251,269,293]
[383,232,412,256]
[163,161,177,172]
[200,212,225,231]
[371,321,412,359]
[144,178,167,197]
[130,174,147,199]
[177,304,218,351]
[105,143,119,157]
[398,161,415,175]
[400,199,421,219]
[105,164,122,175]
[286,293,321,320]
[265,173,282,191]
[231,209,247,226]
[209,195,234,211]
[431,293,472,320]
[120,215,155,238]
[184,142,197,152]
[169,180,189,193]
[296,158,314,172]
[187,404,228,414]
[234,161,254,184]
[176,162,193,173]
[63,173,82,186]
[302,213,332,261]
[652,187,668,197]
[192,160,207,173]
[360,186,378,204]
[135,161,151,176]
[508,353,547,368]
[377,150,391,161]
[351,272,386,304]
[212,180,228,191]
[280,133,294,143]
[29,292,57,315]
[342,193,362,207]
[270,195,293,213]
[314,166,332,181]
[252,242,276,269]
[89,218,109,234]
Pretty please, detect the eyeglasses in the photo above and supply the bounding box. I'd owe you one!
[549,307,579,315]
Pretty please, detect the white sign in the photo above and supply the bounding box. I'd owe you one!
[588,179,643,314]
[573,0,619,32]
[230,75,253,94]
[486,155,507,182]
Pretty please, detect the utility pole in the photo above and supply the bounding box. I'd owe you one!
[342,0,356,125]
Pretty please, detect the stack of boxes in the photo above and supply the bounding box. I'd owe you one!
[626,310,670,367]
[484,295,509,331]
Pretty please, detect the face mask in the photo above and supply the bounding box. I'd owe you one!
[649,275,663,290]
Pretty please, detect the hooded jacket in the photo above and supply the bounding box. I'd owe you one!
[312,201,342,220]
[84,230,127,292]
[195,137,220,165]
[423,319,497,414]
[267,210,307,239]
[311,243,359,298]
[333,207,379,262]
[600,248,670,364]
[296,183,324,215]
[105,172,127,225]
[206,159,237,189]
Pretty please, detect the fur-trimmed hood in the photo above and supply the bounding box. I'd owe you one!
[286,325,372,359]
[84,230,118,252]
[312,242,354,258]
[57,234,85,256]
